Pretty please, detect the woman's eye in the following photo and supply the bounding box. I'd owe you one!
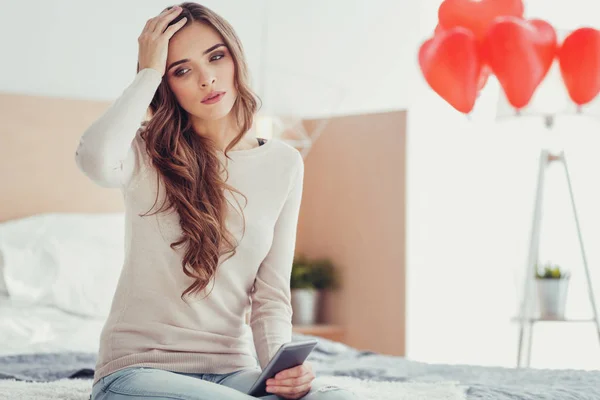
[173,53,225,77]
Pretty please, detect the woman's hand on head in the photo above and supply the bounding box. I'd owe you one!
[138,5,187,77]
[265,361,316,399]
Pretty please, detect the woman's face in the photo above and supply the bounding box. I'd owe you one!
[166,22,237,121]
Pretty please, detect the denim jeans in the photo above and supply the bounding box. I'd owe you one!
[90,365,359,400]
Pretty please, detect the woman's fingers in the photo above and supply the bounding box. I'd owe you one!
[267,371,314,387]
[152,6,183,34]
[267,382,312,399]
[164,16,188,39]
[137,5,188,76]
[143,6,179,35]
[266,366,315,399]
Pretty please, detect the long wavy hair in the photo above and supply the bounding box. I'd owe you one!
[135,2,260,301]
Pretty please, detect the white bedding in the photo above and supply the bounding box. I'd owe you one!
[0,298,470,400]
[0,212,126,319]
[0,296,261,360]
[0,298,104,356]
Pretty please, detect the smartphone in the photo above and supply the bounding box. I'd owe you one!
[247,339,319,397]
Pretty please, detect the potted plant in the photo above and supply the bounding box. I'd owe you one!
[290,255,340,325]
[535,262,571,319]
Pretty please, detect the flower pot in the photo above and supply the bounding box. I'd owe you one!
[291,288,320,325]
[536,277,570,319]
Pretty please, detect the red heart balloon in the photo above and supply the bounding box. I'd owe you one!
[558,28,600,105]
[434,24,490,91]
[438,0,524,42]
[482,17,550,109]
[530,19,558,80]
[419,27,481,113]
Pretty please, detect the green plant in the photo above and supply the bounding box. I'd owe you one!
[535,262,570,279]
[290,255,314,289]
[309,258,340,290]
[290,255,340,290]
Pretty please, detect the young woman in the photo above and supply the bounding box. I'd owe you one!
[76,2,358,400]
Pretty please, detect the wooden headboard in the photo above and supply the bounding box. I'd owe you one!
[0,92,124,223]
[297,110,407,356]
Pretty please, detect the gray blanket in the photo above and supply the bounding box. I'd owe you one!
[1,333,599,400]
[308,334,600,400]
[0,352,94,381]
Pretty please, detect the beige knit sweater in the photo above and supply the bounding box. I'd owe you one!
[74,68,304,385]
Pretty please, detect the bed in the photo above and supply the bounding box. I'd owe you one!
[0,301,598,400]
[0,213,599,400]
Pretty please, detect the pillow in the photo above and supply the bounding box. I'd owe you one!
[0,212,125,318]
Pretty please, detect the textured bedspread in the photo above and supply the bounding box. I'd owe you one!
[1,333,598,400]
[309,335,600,400]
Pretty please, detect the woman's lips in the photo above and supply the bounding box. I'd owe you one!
[202,92,225,104]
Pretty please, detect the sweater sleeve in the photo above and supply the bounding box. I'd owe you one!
[250,152,305,370]
[74,68,162,188]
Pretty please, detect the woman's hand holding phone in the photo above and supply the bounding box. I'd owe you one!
[265,360,316,399]
[137,5,187,77]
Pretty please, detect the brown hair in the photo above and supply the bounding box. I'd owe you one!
[136,2,260,301]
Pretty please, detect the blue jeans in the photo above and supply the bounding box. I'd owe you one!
[91,366,359,400]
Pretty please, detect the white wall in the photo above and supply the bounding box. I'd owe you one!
[0,0,420,117]
[3,0,600,370]
[407,0,600,370]
[0,0,264,101]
